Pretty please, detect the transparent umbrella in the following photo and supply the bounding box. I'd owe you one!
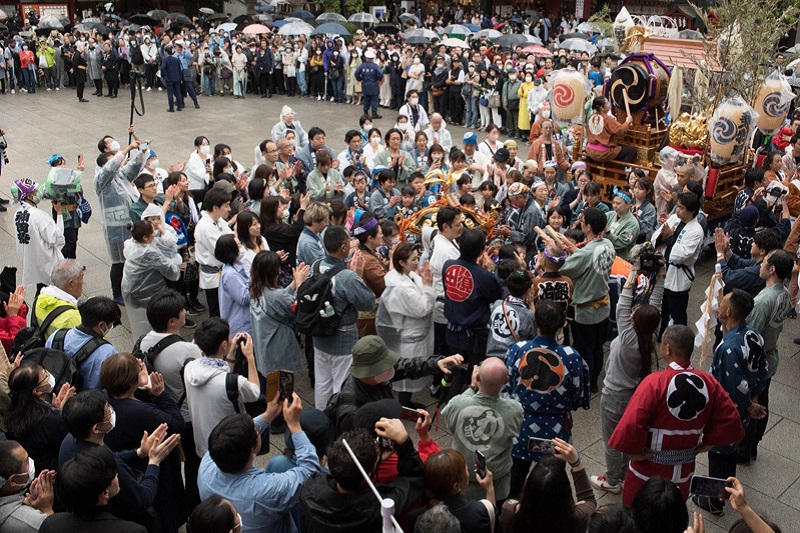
[348,12,378,24]
[443,24,474,39]
[316,12,346,23]
[560,38,596,54]
[475,29,502,40]
[278,21,314,36]
[576,22,602,34]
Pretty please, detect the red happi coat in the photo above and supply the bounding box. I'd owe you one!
[608,361,743,506]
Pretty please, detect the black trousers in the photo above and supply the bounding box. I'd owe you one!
[510,457,532,501]
[76,82,85,100]
[206,287,220,317]
[708,449,738,507]
[93,78,102,94]
[62,227,79,259]
[661,289,690,335]
[433,92,448,117]
[110,262,124,299]
[571,318,608,388]
[739,378,770,460]
[448,91,463,123]
[180,423,201,511]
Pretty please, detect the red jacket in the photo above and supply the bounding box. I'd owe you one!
[19,50,35,69]
[0,304,27,353]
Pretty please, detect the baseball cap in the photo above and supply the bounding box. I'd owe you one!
[463,132,478,145]
[493,147,510,163]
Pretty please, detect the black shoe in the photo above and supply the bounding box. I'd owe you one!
[111,94,117,98]
[372,113,382,119]
[692,495,724,516]
[788,309,797,319]
[794,337,800,345]
[590,382,599,393]
[104,94,112,97]
[0,204,6,212]
[183,318,197,329]
[189,299,206,313]
[736,455,751,466]
[0,197,9,204]
[176,107,182,111]
[167,109,174,112]
[79,98,89,102]
[194,102,200,109]
[185,303,201,316]
[261,94,267,98]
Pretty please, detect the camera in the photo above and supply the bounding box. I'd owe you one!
[632,241,663,272]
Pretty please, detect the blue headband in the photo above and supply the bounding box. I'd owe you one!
[48,154,64,166]
[352,217,379,236]
[613,186,633,204]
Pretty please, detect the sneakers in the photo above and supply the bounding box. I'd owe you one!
[184,318,197,329]
[316,95,321,101]
[788,309,797,319]
[146,87,152,92]
[10,89,14,94]
[112,296,125,306]
[589,474,623,494]
[188,299,207,313]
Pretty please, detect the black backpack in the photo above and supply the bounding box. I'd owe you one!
[131,334,184,371]
[23,329,108,391]
[294,262,346,337]
[10,305,74,356]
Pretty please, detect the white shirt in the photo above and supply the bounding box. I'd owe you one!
[429,233,460,324]
[185,150,210,190]
[194,212,233,289]
[651,215,704,292]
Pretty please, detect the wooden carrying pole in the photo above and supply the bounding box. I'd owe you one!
[622,87,633,120]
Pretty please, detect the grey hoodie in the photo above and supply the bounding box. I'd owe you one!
[0,493,47,533]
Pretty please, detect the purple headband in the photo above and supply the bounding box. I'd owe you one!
[352,217,379,236]
[543,247,567,263]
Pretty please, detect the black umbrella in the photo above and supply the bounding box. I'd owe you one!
[495,34,526,48]
[167,13,192,26]
[560,32,589,41]
[104,14,127,23]
[86,21,112,34]
[208,13,228,21]
[129,14,158,25]
[404,35,432,45]
[128,24,142,32]
[147,9,168,20]
[373,22,400,34]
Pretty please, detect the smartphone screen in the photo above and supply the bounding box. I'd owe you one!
[475,451,486,478]
[280,371,294,404]
[689,475,730,499]
[527,437,555,454]
[400,407,423,422]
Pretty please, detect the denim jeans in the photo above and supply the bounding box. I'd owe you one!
[297,69,307,95]
[464,96,478,128]
[331,75,344,102]
[600,389,633,485]
[203,76,215,96]
[22,67,36,92]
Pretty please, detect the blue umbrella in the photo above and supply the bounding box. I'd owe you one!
[463,23,479,32]
[272,19,291,27]
[289,10,315,20]
[312,22,350,35]
[256,5,275,13]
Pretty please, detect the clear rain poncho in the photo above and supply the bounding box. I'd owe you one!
[121,236,181,308]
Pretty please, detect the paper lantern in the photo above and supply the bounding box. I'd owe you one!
[708,96,758,165]
[754,70,793,135]
[551,69,586,122]
[614,6,634,49]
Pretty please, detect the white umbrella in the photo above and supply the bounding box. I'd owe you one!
[348,12,378,24]
[576,21,602,34]
[218,22,237,32]
[441,37,469,48]
[317,12,346,23]
[402,28,437,40]
[199,7,215,15]
[560,38,596,54]
[443,24,473,37]
[278,21,314,36]
[475,29,502,40]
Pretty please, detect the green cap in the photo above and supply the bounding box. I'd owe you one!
[350,336,399,379]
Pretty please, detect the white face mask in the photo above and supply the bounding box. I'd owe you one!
[200,145,211,155]
[102,324,114,338]
[46,372,56,393]
[149,159,159,168]
[109,140,121,152]
[525,76,533,82]
[413,57,420,64]
[410,97,419,106]
[509,75,517,81]
[541,109,551,118]
[10,457,35,491]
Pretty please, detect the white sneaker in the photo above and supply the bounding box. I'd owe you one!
[10,89,14,94]
[158,87,163,92]
[316,96,321,101]
[330,97,335,102]
[146,87,152,92]
[20,88,26,93]
[56,87,61,91]
[46,87,52,91]
[589,474,623,494]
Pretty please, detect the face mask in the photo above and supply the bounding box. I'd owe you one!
[109,140,121,152]
[10,458,35,490]
[410,97,419,106]
[149,159,159,168]
[389,236,399,246]
[437,63,444,69]
[281,211,290,224]
[541,109,551,118]
[371,137,379,145]
[46,372,56,393]
[102,324,114,338]
[509,75,517,81]
[316,50,322,55]
[413,57,420,64]
[468,67,475,73]
[525,76,533,82]
[201,145,211,155]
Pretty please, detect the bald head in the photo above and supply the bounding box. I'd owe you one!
[477,358,508,396]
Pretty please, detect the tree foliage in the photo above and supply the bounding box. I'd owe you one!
[689,0,799,109]
[587,5,613,39]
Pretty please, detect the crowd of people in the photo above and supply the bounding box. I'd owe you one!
[0,3,799,533]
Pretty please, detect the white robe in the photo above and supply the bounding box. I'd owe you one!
[14,202,64,295]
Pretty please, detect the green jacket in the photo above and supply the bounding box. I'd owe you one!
[502,79,522,109]
[560,237,616,325]
[36,45,56,68]
[605,210,640,262]
[34,292,82,340]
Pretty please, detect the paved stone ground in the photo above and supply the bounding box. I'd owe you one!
[1,88,799,531]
